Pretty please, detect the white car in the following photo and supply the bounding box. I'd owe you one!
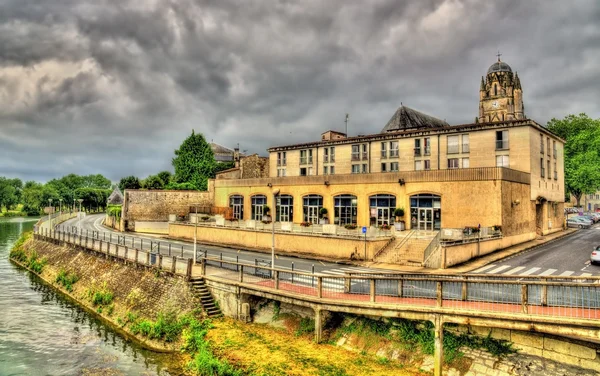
[591,246,600,265]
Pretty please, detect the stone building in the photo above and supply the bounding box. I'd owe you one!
[213,58,565,243]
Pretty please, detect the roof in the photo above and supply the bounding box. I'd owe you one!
[210,142,234,154]
[107,186,124,205]
[487,60,512,74]
[381,105,449,133]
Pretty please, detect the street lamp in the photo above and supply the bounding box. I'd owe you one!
[191,203,200,264]
[271,189,280,274]
[48,198,53,230]
[77,199,84,233]
[59,198,63,218]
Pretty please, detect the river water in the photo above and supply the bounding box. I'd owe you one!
[0,217,176,376]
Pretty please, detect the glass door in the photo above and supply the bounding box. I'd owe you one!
[377,208,390,226]
[279,205,290,222]
[307,206,319,224]
[418,208,433,230]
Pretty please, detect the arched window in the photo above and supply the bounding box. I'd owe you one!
[302,195,323,224]
[369,194,396,226]
[334,195,357,225]
[410,194,441,231]
[276,195,293,222]
[494,84,497,96]
[229,195,244,220]
[251,195,267,220]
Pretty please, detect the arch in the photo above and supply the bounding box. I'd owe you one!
[229,194,244,220]
[333,194,358,226]
[369,194,397,226]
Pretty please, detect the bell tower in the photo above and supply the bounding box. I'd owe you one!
[478,53,525,123]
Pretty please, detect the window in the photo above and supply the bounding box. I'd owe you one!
[547,137,551,156]
[381,142,387,158]
[554,162,557,180]
[323,147,335,163]
[330,147,335,162]
[390,162,399,172]
[330,166,335,175]
[323,166,328,175]
[553,141,557,159]
[462,158,470,168]
[540,134,544,154]
[276,195,293,222]
[390,141,399,157]
[277,168,286,177]
[447,136,459,154]
[496,155,509,167]
[415,160,423,171]
[300,167,308,176]
[424,160,431,170]
[323,148,329,163]
[462,134,470,153]
[251,195,267,220]
[381,163,387,172]
[496,130,508,150]
[369,194,396,226]
[351,145,360,161]
[302,195,323,224]
[352,164,360,174]
[300,149,313,164]
[277,152,286,166]
[362,164,368,173]
[361,144,368,160]
[414,139,421,156]
[334,195,357,225]
[448,158,459,169]
[547,160,551,180]
[540,158,545,178]
[229,195,244,219]
[424,138,431,155]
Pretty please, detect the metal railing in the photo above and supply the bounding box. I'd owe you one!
[422,231,442,267]
[197,256,600,322]
[439,226,502,244]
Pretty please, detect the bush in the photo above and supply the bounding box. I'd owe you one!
[55,269,79,292]
[87,282,114,306]
[379,224,391,230]
[295,317,315,336]
[107,205,122,219]
[319,207,328,217]
[394,208,405,217]
[344,224,357,230]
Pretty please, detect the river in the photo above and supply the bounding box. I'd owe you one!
[0,217,177,376]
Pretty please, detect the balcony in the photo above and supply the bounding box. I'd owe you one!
[496,140,509,150]
[462,144,470,153]
[414,147,421,157]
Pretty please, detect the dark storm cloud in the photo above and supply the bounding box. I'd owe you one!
[0,0,599,182]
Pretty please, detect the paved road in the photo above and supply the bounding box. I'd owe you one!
[472,223,600,277]
[60,214,390,280]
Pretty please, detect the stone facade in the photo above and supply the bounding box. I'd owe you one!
[478,58,524,123]
[240,154,269,179]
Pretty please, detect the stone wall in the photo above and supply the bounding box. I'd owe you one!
[104,215,123,232]
[240,154,269,179]
[122,188,213,230]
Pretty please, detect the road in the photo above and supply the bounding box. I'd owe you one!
[471,223,600,277]
[61,213,390,279]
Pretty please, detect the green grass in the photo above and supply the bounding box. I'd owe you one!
[86,282,114,307]
[55,269,79,292]
[295,317,315,337]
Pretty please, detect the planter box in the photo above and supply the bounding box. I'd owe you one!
[322,224,337,235]
[216,217,225,226]
[394,222,405,231]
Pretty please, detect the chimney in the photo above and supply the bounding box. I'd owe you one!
[234,147,240,168]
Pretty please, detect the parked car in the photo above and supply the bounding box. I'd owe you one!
[567,218,591,229]
[579,215,598,224]
[591,245,600,265]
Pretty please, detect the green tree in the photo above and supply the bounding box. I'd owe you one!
[215,161,235,174]
[157,171,172,185]
[83,174,112,189]
[142,175,164,190]
[172,130,216,191]
[118,176,141,191]
[0,177,17,211]
[547,114,600,207]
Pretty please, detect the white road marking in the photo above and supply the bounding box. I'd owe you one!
[558,271,574,276]
[580,273,593,277]
[486,265,512,274]
[504,266,526,275]
[472,264,497,273]
[521,267,541,275]
[539,269,557,276]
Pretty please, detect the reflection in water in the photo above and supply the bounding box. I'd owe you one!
[0,218,175,376]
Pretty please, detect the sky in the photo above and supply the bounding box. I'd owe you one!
[1,0,599,183]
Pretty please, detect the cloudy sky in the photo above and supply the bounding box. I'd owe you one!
[1,0,599,182]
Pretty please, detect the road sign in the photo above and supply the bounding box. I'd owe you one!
[362,226,367,234]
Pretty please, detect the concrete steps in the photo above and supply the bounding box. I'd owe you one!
[375,232,437,266]
[189,278,222,318]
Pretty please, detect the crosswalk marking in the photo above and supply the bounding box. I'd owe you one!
[487,265,512,274]
[472,264,497,273]
[521,267,541,275]
[539,269,557,276]
[581,273,592,277]
[559,271,575,276]
[504,266,526,275]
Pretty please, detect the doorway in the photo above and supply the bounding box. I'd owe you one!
[418,208,433,231]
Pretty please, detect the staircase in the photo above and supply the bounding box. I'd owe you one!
[375,231,438,266]
[189,278,222,318]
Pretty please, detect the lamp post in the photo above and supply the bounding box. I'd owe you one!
[48,198,53,230]
[272,189,280,274]
[59,198,63,219]
[77,199,83,233]
[191,203,200,264]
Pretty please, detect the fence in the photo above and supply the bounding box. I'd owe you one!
[34,226,194,279]
[439,226,502,245]
[197,255,600,322]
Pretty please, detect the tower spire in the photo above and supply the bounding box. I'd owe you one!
[514,72,521,90]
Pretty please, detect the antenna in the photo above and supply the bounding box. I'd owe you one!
[345,113,349,136]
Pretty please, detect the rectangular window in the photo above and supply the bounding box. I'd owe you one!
[277,152,287,166]
[352,164,360,174]
[362,144,368,160]
[415,160,423,171]
[351,145,360,161]
[362,163,368,173]
[300,149,312,165]
[424,160,431,170]
[330,166,335,175]
[462,134,470,153]
[330,147,335,162]
[381,142,387,158]
[277,168,280,177]
[424,137,431,155]
[381,163,387,172]
[553,141,557,159]
[496,130,508,150]
[390,141,399,157]
[323,148,329,163]
[496,155,509,167]
[547,137,551,156]
[540,158,545,178]
[323,166,328,175]
[390,162,399,172]
[277,152,281,166]
[547,160,551,180]
[448,158,459,169]
[308,149,313,164]
[462,158,470,168]
[554,162,557,180]
[414,139,421,156]
[540,134,544,154]
[300,167,308,176]
[447,135,459,154]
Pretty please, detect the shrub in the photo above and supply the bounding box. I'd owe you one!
[262,205,270,214]
[55,269,79,292]
[87,282,114,306]
[394,208,405,217]
[493,225,502,232]
[295,317,315,336]
[319,207,328,217]
[344,224,357,230]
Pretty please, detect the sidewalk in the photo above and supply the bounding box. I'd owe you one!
[361,228,578,274]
